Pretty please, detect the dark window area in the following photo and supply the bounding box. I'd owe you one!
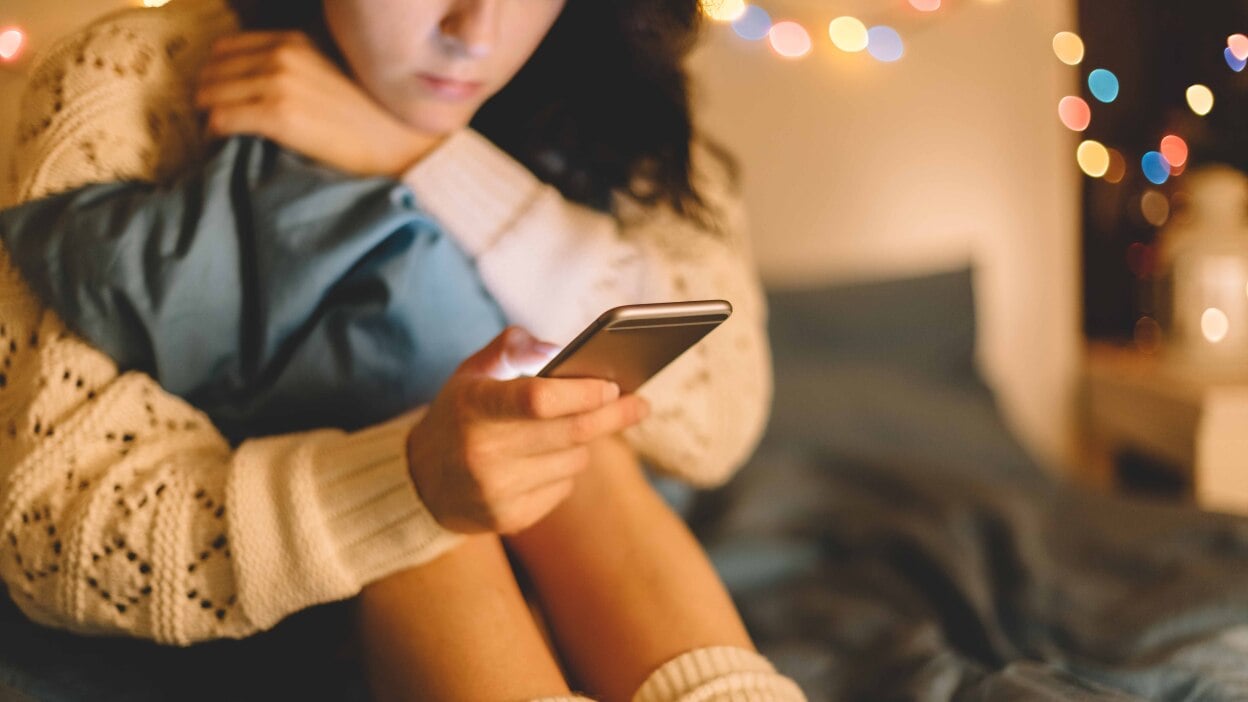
[1080,0,1248,341]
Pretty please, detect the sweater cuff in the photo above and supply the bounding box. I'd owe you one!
[631,646,807,702]
[312,408,466,588]
[399,128,544,257]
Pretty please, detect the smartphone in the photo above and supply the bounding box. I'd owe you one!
[536,300,732,394]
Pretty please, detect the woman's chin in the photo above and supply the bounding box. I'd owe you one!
[400,104,477,138]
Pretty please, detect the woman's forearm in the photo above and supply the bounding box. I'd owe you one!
[403,131,773,486]
[0,250,463,643]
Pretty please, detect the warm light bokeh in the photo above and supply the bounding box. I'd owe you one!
[1058,96,1091,131]
[0,28,24,62]
[1076,140,1110,178]
[768,21,812,59]
[1160,135,1189,169]
[828,16,869,53]
[1052,31,1085,66]
[1202,307,1230,343]
[699,0,747,23]
[1186,84,1215,115]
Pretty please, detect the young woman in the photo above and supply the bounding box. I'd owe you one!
[0,0,801,700]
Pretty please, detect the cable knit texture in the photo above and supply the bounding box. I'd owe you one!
[1,0,772,659]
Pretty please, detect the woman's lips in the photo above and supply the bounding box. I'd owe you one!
[417,73,484,100]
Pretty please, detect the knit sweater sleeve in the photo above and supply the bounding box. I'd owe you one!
[0,2,464,645]
[403,131,772,487]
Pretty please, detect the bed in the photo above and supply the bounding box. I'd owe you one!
[4,268,1248,701]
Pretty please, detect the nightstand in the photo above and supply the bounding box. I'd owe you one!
[1079,342,1248,514]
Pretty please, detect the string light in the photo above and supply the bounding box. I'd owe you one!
[700,0,747,23]
[1141,151,1171,185]
[0,27,25,63]
[1076,140,1110,178]
[1225,47,1247,73]
[769,21,812,59]
[1140,190,1170,227]
[1186,84,1214,116]
[1202,307,1230,344]
[1058,96,1091,131]
[709,1,987,64]
[733,6,772,41]
[1052,31,1085,65]
[828,16,869,53]
[866,25,905,62]
[1159,135,1189,169]
[1087,68,1119,103]
[1230,33,1248,61]
[1105,149,1127,184]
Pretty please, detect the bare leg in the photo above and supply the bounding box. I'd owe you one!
[354,532,574,702]
[504,437,754,702]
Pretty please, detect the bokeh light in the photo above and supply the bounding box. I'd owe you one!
[1076,140,1110,177]
[1140,190,1170,227]
[1141,151,1171,185]
[1186,84,1214,115]
[867,26,905,62]
[700,0,747,22]
[0,28,24,62]
[769,21,812,59]
[1058,96,1091,131]
[909,0,942,11]
[1202,307,1230,343]
[1087,68,1119,103]
[1105,149,1127,184]
[1134,316,1162,354]
[1231,34,1248,61]
[732,5,772,41]
[828,16,869,52]
[1159,135,1189,169]
[1225,47,1247,73]
[1052,31,1085,65]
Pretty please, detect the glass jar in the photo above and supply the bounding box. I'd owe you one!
[1156,165,1248,372]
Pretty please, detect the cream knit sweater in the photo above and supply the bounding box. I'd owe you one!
[1,0,772,656]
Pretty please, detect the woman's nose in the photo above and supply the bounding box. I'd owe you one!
[439,0,498,59]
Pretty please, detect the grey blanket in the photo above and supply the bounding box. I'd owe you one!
[698,440,1248,701]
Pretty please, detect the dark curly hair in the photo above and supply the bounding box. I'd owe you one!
[228,0,732,225]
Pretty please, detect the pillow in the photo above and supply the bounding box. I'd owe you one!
[766,267,979,379]
[761,267,1040,482]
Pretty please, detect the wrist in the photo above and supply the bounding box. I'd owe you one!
[385,127,445,177]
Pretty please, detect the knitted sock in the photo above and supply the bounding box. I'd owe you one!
[630,646,807,702]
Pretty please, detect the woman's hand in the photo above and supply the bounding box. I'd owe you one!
[407,327,651,535]
[195,31,440,177]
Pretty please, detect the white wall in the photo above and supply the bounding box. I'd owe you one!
[0,0,1083,467]
[689,0,1082,468]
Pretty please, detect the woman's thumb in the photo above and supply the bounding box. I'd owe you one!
[461,327,559,380]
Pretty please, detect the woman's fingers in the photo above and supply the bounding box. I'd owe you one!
[209,30,307,58]
[203,95,284,138]
[510,394,651,456]
[195,73,274,110]
[479,376,621,421]
[198,51,275,86]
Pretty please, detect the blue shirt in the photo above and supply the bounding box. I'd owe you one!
[0,136,506,444]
